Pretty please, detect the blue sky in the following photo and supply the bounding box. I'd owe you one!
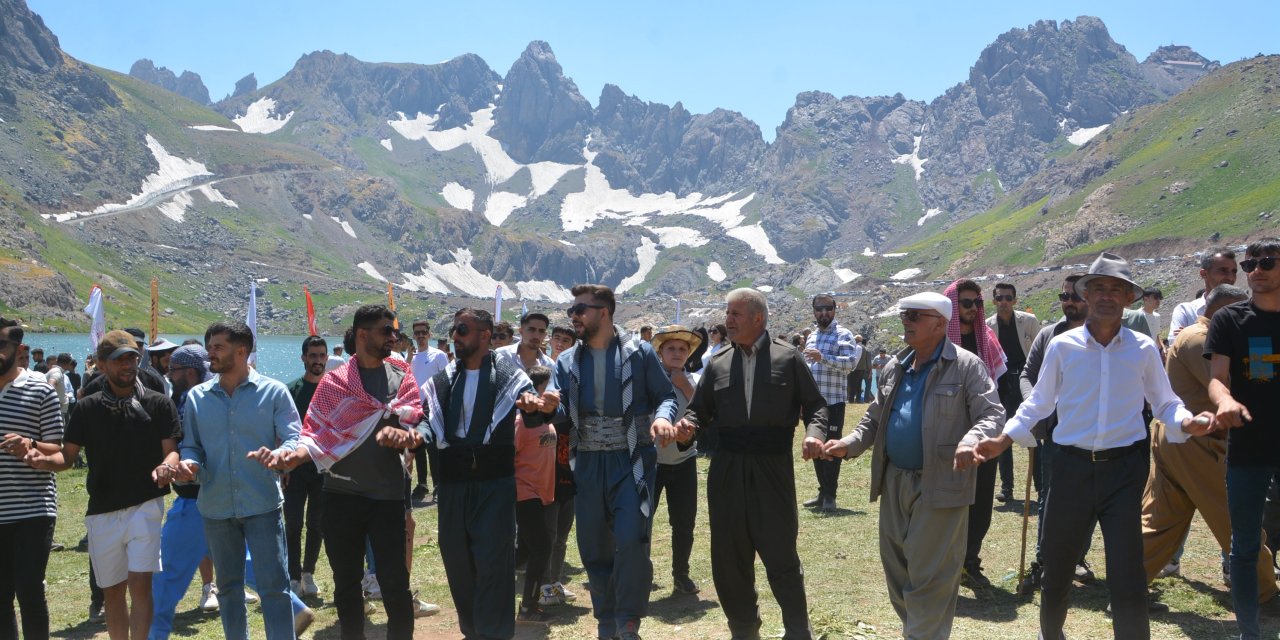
[28,1,1279,138]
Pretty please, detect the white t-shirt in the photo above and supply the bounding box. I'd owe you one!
[1143,310,1162,340]
[493,344,553,372]
[411,347,450,398]
[1167,298,1205,345]
[456,369,481,438]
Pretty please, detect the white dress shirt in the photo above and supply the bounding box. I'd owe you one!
[411,347,450,399]
[1166,298,1205,344]
[1003,324,1193,450]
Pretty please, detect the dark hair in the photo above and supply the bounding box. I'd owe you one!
[493,320,512,336]
[955,279,982,296]
[994,282,1017,297]
[686,326,709,373]
[181,338,202,346]
[520,312,550,328]
[0,317,21,343]
[57,352,73,365]
[455,308,495,332]
[352,304,396,331]
[1246,238,1280,258]
[570,284,616,316]
[1064,273,1086,287]
[1205,284,1249,311]
[205,321,255,353]
[640,325,653,333]
[342,328,355,354]
[811,293,835,306]
[711,323,727,340]
[526,365,552,389]
[413,320,430,331]
[1201,247,1237,269]
[551,325,577,339]
[302,335,327,354]
[29,347,41,356]
[1143,287,1163,299]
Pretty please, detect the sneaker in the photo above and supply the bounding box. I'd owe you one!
[290,579,304,596]
[364,598,378,616]
[539,584,564,606]
[244,589,259,605]
[517,605,548,622]
[618,620,642,640]
[88,603,105,624]
[294,607,315,635]
[553,582,577,602]
[995,489,1012,503]
[199,583,220,612]
[300,572,320,597]
[1157,561,1181,578]
[411,483,430,502]
[1017,562,1042,595]
[962,566,992,589]
[1223,559,1233,588]
[413,597,440,618]
[1075,560,1096,584]
[362,572,382,599]
[802,495,822,508]
[50,541,65,552]
[673,575,699,594]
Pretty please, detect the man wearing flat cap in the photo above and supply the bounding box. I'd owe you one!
[676,288,828,640]
[822,291,1004,639]
[26,330,183,640]
[975,252,1216,640]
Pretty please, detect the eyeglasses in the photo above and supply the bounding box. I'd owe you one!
[362,324,399,337]
[1058,292,1084,302]
[567,303,606,317]
[812,305,836,312]
[957,298,982,309]
[1241,257,1278,273]
[899,310,943,323]
[993,295,1015,303]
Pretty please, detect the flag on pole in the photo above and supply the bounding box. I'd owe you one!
[304,286,319,337]
[150,277,160,345]
[494,284,504,320]
[674,298,682,324]
[386,282,399,330]
[521,298,528,321]
[84,285,105,353]
[246,282,258,368]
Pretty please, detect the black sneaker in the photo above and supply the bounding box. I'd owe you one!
[1074,560,1096,583]
[995,489,1012,503]
[673,575,699,594]
[1018,562,1042,595]
[962,566,992,589]
[411,484,429,503]
[89,603,105,624]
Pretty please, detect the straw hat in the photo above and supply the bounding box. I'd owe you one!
[650,324,702,352]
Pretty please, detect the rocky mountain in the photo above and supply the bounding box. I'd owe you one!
[129,59,210,105]
[2,0,1253,332]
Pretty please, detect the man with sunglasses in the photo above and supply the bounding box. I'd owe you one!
[802,294,859,512]
[409,320,448,503]
[985,283,1039,505]
[551,284,677,640]
[1206,238,1280,640]
[1168,247,1238,345]
[822,291,1003,639]
[491,321,515,349]
[975,253,1214,640]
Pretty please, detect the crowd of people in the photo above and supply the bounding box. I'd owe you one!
[0,239,1278,639]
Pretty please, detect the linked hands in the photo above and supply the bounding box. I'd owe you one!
[516,390,561,415]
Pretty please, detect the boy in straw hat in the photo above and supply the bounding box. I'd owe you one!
[650,325,703,595]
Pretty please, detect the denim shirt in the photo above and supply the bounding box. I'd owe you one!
[180,369,302,519]
[885,342,944,470]
[550,334,678,424]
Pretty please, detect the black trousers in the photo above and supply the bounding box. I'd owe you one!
[0,516,54,640]
[965,458,999,571]
[846,371,865,403]
[284,461,325,580]
[996,373,1024,495]
[1040,446,1150,640]
[811,403,847,499]
[322,493,414,640]
[654,457,698,579]
[709,451,813,640]
[515,498,555,608]
[438,477,516,640]
[547,496,575,582]
[413,447,437,489]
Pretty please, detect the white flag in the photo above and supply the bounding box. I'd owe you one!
[84,285,105,352]
[521,298,528,321]
[674,298,682,324]
[494,284,504,320]
[246,282,258,367]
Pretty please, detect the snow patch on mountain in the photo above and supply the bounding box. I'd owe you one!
[727,224,785,264]
[156,192,192,222]
[188,124,239,132]
[233,98,293,134]
[329,216,357,238]
[882,252,908,258]
[706,262,727,282]
[834,268,860,283]
[892,135,928,181]
[1067,124,1109,146]
[357,262,387,282]
[440,182,475,211]
[400,249,505,298]
[483,192,529,226]
[47,135,213,223]
[648,226,709,248]
[616,237,659,293]
[515,280,573,303]
[379,138,394,151]
[917,208,942,226]
[196,185,238,209]
[890,268,922,281]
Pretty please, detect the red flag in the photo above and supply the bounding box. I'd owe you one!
[305,286,319,336]
[386,282,399,330]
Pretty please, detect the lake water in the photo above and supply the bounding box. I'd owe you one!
[23,334,362,384]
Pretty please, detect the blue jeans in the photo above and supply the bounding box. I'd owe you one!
[204,510,295,640]
[574,448,657,639]
[1228,465,1280,640]
[150,498,209,640]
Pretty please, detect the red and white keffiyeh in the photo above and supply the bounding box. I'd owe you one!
[944,280,1008,381]
[300,357,424,470]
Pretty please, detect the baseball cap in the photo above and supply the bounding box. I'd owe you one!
[97,330,142,361]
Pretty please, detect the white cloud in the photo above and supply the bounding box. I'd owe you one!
[233,98,293,134]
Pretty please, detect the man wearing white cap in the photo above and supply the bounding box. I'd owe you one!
[975,252,1216,640]
[822,291,1004,639]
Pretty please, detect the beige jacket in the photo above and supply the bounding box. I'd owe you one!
[841,340,1005,509]
[985,310,1039,360]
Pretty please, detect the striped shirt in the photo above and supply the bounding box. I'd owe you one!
[0,369,63,522]
[804,322,859,406]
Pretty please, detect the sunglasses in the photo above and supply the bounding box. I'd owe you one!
[493,333,511,340]
[813,305,836,312]
[1241,257,1278,273]
[412,330,429,337]
[899,310,943,323]
[567,303,606,317]
[450,324,471,337]
[993,295,1015,303]
[361,323,399,337]
[1058,292,1084,302]
[957,298,982,309]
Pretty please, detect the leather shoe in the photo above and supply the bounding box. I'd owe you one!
[819,496,837,512]
[802,495,822,508]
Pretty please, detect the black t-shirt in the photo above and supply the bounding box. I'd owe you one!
[324,364,408,501]
[997,316,1027,371]
[288,378,319,420]
[82,368,166,396]
[960,331,978,355]
[1204,300,1280,467]
[64,389,182,515]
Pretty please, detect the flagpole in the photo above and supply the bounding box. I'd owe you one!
[84,285,105,354]
[246,281,258,368]
[495,284,504,321]
[386,282,399,330]
[150,277,159,345]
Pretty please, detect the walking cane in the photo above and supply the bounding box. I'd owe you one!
[1017,447,1036,591]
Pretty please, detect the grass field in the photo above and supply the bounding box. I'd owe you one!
[39,404,1273,638]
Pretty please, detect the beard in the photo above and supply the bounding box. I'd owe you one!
[0,355,14,377]
[1063,306,1087,322]
[815,316,832,329]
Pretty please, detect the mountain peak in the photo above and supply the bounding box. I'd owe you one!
[491,40,592,164]
[129,58,211,105]
[0,0,62,72]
